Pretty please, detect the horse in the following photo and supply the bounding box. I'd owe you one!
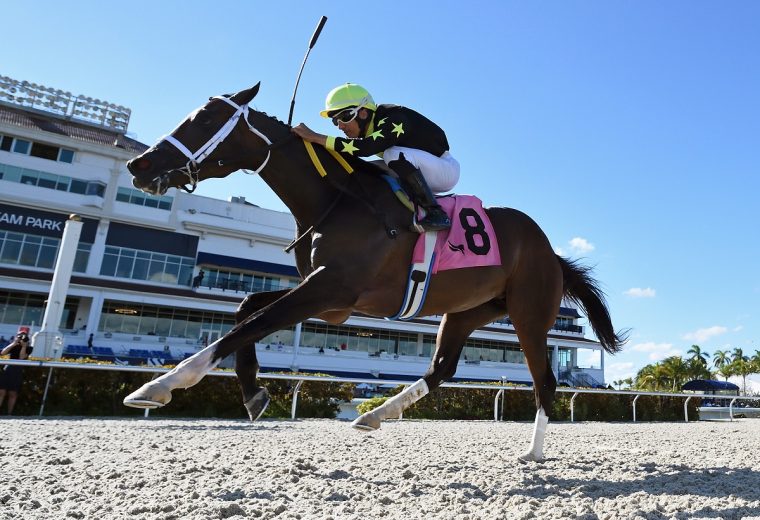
[123,83,626,461]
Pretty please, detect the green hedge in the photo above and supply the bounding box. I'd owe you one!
[6,361,699,421]
[7,361,354,419]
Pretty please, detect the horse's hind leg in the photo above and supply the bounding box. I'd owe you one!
[513,327,556,462]
[509,304,560,462]
[352,300,506,431]
[234,289,291,421]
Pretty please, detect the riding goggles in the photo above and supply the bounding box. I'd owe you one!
[331,107,359,126]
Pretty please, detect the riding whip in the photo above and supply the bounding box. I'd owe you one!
[287,16,328,126]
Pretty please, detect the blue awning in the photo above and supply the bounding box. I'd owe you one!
[196,251,299,277]
[558,306,581,318]
[682,379,740,392]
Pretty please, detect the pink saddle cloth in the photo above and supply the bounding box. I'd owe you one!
[412,195,501,274]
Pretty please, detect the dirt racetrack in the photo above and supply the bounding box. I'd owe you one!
[1,417,759,519]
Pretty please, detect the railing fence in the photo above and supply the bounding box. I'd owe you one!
[3,359,759,422]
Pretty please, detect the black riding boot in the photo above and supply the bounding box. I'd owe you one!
[388,154,451,232]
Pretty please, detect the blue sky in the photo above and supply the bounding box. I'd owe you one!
[4,1,759,385]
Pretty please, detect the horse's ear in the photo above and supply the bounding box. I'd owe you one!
[232,82,261,106]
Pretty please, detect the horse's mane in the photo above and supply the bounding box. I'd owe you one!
[251,106,389,178]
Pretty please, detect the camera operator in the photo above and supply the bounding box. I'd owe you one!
[0,330,33,414]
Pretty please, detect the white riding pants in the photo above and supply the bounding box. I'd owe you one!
[383,146,460,193]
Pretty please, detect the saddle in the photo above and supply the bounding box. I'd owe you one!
[387,192,502,320]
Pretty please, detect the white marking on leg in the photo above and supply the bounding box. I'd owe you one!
[352,379,431,430]
[520,407,549,462]
[375,379,430,420]
[155,341,222,391]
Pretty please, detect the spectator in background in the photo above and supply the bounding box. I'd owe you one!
[87,333,94,349]
[192,270,205,288]
[0,330,33,414]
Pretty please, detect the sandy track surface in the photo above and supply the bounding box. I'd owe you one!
[1,418,759,519]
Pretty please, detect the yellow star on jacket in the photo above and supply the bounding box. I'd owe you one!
[324,104,450,159]
[340,140,359,155]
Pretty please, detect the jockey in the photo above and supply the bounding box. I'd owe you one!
[291,83,459,231]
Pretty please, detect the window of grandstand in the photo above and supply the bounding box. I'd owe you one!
[0,134,75,163]
[0,230,91,271]
[115,186,173,210]
[199,268,297,293]
[493,315,581,334]
[423,335,526,364]
[0,290,79,329]
[99,245,194,285]
[99,300,236,338]
[553,317,583,333]
[298,323,419,357]
[0,162,105,196]
[463,338,525,364]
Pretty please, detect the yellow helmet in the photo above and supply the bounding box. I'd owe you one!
[320,83,377,117]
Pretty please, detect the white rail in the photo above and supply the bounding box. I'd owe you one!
[3,359,760,421]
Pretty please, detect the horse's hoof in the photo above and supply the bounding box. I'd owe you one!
[517,451,545,463]
[123,381,172,409]
[351,411,381,431]
[244,387,271,422]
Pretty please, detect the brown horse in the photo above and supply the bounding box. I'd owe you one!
[124,84,625,461]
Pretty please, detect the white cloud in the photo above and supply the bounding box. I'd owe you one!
[733,325,744,332]
[605,362,636,381]
[569,237,595,254]
[554,246,566,256]
[682,326,728,343]
[631,341,672,353]
[648,349,682,362]
[630,342,681,362]
[624,287,656,298]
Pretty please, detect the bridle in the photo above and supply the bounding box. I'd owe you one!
[159,96,273,193]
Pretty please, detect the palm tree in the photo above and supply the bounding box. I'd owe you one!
[636,363,675,391]
[623,377,634,389]
[732,358,753,395]
[713,350,730,370]
[687,345,709,366]
[662,356,689,392]
[751,350,760,370]
[686,357,712,381]
[732,347,746,363]
[635,364,658,391]
[613,379,622,390]
[717,364,734,382]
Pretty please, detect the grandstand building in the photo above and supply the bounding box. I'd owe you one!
[0,75,606,386]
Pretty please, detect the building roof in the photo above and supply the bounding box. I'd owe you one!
[0,103,148,154]
[682,379,740,392]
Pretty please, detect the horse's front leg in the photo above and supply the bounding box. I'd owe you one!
[123,267,358,409]
[234,289,291,421]
[353,300,506,431]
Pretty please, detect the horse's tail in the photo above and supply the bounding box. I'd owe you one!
[557,256,628,354]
